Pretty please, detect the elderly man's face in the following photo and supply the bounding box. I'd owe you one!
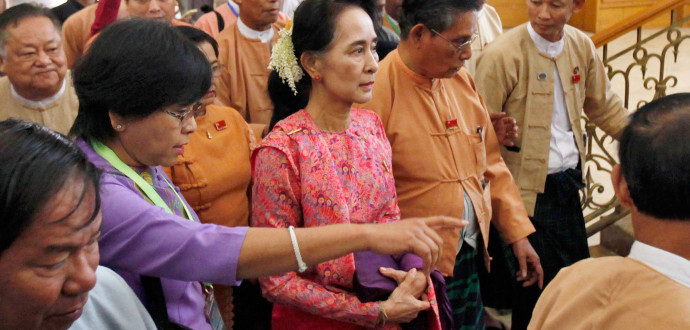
[236,0,279,30]
[418,10,478,79]
[0,180,100,330]
[0,16,67,101]
[126,0,177,23]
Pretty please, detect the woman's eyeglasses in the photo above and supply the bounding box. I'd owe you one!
[163,102,205,126]
[430,28,478,53]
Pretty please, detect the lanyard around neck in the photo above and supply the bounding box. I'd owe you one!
[386,14,400,35]
[91,140,192,220]
[227,2,238,17]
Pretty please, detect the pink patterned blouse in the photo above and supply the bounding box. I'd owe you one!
[251,109,441,329]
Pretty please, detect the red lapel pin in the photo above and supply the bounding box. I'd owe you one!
[214,120,227,131]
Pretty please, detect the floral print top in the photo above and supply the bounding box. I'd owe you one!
[251,109,398,326]
[251,109,441,329]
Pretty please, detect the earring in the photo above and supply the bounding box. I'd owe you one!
[116,124,123,130]
[313,75,322,82]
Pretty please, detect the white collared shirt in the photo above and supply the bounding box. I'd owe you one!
[527,22,579,174]
[456,190,479,255]
[10,78,66,108]
[237,17,274,43]
[628,241,690,289]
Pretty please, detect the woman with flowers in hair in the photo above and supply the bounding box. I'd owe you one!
[68,18,462,330]
[251,0,455,328]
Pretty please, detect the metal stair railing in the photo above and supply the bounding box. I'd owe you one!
[583,0,690,236]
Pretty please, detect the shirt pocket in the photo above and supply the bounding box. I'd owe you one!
[467,130,487,178]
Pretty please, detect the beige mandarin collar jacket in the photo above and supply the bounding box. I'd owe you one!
[475,24,628,215]
[0,73,79,135]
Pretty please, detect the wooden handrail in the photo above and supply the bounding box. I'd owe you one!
[591,0,688,47]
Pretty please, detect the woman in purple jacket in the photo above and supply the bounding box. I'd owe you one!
[68,19,462,329]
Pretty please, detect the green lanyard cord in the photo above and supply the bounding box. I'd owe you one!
[91,140,193,221]
[386,14,400,35]
[92,141,216,289]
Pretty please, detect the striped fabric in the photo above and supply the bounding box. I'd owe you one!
[511,168,590,330]
[445,245,485,330]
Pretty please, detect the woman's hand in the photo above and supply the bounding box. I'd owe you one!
[380,269,431,324]
[363,216,466,274]
[379,267,427,298]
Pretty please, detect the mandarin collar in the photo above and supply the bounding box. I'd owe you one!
[237,18,274,43]
[10,78,66,108]
[527,22,564,58]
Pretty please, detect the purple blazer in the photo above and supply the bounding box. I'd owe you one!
[78,139,248,330]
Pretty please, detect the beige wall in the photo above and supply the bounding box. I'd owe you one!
[493,0,681,33]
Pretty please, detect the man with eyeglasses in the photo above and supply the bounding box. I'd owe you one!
[360,0,543,328]
[0,4,79,135]
[474,1,629,328]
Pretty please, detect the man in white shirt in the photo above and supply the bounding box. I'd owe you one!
[474,0,629,328]
[529,93,690,329]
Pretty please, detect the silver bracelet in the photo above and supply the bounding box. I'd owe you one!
[377,301,388,327]
[288,225,308,272]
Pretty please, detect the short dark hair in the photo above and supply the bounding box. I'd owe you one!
[0,119,101,253]
[399,0,482,39]
[619,93,690,220]
[69,19,212,141]
[268,0,376,130]
[0,3,61,58]
[175,25,218,56]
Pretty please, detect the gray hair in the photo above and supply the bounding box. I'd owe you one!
[0,3,62,59]
[399,0,482,39]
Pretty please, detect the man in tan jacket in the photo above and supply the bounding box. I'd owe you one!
[530,94,690,329]
[361,0,542,328]
[0,4,79,135]
[474,0,629,328]
[215,0,286,136]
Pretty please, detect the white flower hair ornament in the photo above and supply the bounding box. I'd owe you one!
[268,21,305,95]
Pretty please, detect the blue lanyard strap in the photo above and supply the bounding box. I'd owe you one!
[227,2,238,17]
[91,140,193,221]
